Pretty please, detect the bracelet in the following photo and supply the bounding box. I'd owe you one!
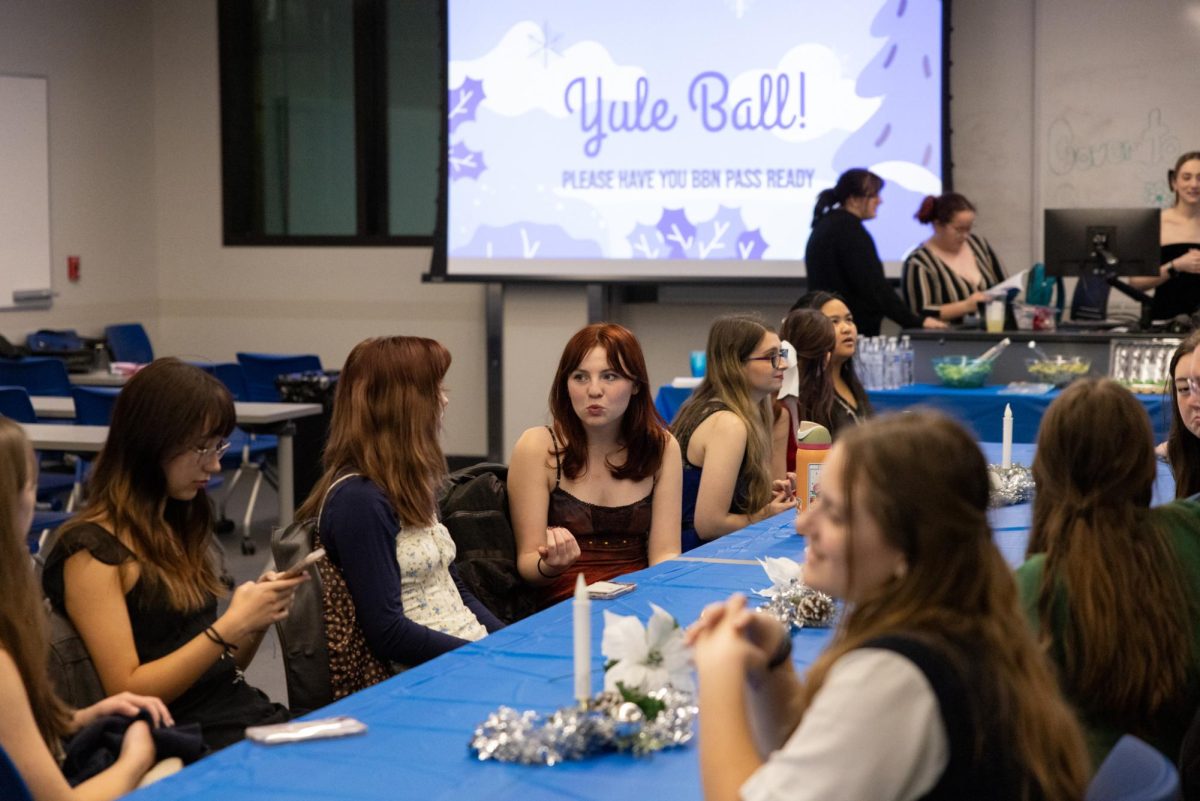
[766,633,794,671]
[1168,261,1179,277]
[536,557,563,579]
[203,625,239,658]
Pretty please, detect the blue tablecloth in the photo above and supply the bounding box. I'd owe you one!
[657,383,1172,443]
[128,441,1175,801]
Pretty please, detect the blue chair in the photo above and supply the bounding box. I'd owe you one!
[104,322,154,364]
[70,385,121,424]
[30,509,72,554]
[0,744,33,801]
[0,385,75,508]
[0,356,73,396]
[1086,735,1180,801]
[236,352,322,402]
[206,363,278,554]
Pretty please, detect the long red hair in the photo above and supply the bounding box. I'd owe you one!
[548,323,667,482]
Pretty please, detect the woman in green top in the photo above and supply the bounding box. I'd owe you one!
[1018,378,1200,767]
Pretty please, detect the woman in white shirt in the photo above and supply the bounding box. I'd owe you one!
[689,411,1089,801]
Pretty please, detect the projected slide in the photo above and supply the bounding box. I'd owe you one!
[444,0,943,280]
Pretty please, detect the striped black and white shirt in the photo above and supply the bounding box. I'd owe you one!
[901,234,1006,318]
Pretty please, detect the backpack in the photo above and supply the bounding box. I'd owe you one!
[438,463,539,625]
[271,473,392,715]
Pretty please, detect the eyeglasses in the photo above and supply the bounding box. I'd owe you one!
[193,440,232,461]
[744,347,789,369]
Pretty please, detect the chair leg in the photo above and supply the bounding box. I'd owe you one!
[216,465,247,533]
[241,469,264,555]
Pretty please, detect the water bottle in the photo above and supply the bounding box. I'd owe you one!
[900,335,913,385]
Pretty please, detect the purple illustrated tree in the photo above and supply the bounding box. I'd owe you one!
[628,206,765,260]
[448,77,486,181]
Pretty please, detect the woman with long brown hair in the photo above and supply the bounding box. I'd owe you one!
[508,323,681,605]
[0,417,167,799]
[691,412,1089,800]
[772,308,835,478]
[1166,330,1200,498]
[790,290,873,435]
[42,359,303,751]
[672,315,795,551]
[1020,378,1200,765]
[297,336,501,674]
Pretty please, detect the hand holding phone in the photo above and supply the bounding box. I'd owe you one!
[274,548,326,580]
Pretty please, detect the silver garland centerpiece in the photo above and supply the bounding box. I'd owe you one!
[987,463,1034,507]
[754,557,837,630]
[469,604,696,766]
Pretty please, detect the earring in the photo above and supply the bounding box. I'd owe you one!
[894,562,909,580]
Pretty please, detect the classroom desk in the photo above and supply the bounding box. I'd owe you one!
[654,383,1171,443]
[67,369,128,387]
[131,441,1149,801]
[22,401,323,526]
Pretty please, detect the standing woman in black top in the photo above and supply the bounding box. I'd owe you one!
[804,169,947,336]
[1131,151,1200,318]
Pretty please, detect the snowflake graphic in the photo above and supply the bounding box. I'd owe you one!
[527,20,563,68]
[736,229,768,260]
[628,206,764,260]
[448,141,486,181]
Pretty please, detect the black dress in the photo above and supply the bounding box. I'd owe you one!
[1152,242,1200,320]
[805,208,924,336]
[42,524,289,750]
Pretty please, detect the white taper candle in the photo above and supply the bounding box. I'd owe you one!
[1002,403,1013,469]
[573,573,590,704]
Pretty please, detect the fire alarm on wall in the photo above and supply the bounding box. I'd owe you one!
[67,255,80,282]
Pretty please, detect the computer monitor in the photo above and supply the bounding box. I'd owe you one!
[1043,207,1160,277]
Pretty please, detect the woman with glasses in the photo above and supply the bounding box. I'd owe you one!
[297,336,502,678]
[42,358,302,750]
[804,168,946,337]
[672,315,796,551]
[508,324,681,606]
[902,192,1007,322]
[1167,331,1200,498]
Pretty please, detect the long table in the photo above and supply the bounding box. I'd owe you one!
[130,441,1158,801]
[21,401,322,526]
[654,383,1171,444]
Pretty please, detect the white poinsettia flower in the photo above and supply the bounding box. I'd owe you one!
[756,557,804,597]
[602,604,694,694]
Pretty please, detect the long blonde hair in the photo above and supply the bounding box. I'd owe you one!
[299,336,450,528]
[802,412,1089,799]
[0,418,73,748]
[671,314,774,513]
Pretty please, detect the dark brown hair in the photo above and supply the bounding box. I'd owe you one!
[778,308,835,427]
[671,314,775,513]
[0,419,73,750]
[1168,331,1200,498]
[299,336,450,528]
[915,192,976,225]
[811,168,884,226]
[802,412,1089,799]
[59,358,234,610]
[1029,379,1198,736]
[789,290,872,422]
[547,323,667,482]
[1169,151,1200,206]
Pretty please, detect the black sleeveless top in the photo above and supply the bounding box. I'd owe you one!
[1151,242,1200,319]
[865,634,1046,801]
[42,523,289,750]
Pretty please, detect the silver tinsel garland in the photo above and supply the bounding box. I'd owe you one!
[469,687,697,766]
[758,579,837,630]
[987,463,1034,507]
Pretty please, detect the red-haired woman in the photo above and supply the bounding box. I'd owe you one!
[43,359,303,752]
[902,192,1006,322]
[298,336,503,677]
[508,323,682,606]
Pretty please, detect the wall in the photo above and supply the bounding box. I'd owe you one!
[0,0,159,340]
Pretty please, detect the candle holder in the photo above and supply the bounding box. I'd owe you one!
[987,463,1034,506]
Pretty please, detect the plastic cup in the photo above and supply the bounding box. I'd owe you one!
[689,350,706,377]
[985,300,1005,333]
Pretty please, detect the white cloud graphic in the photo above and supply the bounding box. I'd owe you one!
[450,21,646,119]
[871,160,942,196]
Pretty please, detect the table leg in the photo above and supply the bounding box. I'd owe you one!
[277,422,295,527]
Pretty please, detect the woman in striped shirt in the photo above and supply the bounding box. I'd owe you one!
[902,193,1006,322]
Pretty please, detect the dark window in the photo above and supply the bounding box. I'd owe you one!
[219,0,440,245]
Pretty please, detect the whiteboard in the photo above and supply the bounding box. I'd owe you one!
[0,75,51,310]
[1034,2,1200,218]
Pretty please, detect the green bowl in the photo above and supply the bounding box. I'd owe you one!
[932,356,993,388]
